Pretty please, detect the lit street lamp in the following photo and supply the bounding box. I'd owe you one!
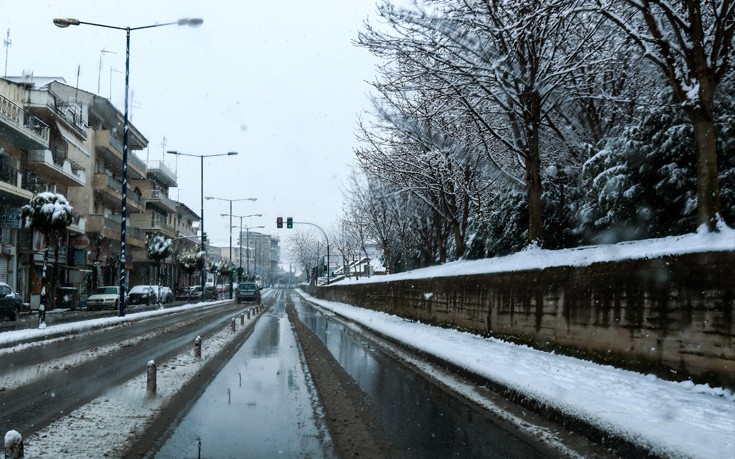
[207,196,257,298]
[168,151,238,295]
[54,16,203,316]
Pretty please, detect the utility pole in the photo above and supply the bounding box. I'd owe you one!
[98,48,116,94]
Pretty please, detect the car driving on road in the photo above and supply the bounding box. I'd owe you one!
[236,282,260,304]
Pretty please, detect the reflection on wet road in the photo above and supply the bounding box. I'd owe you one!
[156,295,335,458]
[293,294,549,459]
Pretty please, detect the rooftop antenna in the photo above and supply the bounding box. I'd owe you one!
[75,64,80,102]
[98,48,116,94]
[3,29,10,77]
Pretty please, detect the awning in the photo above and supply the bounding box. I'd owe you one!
[55,121,88,154]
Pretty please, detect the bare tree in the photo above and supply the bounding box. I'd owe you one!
[359,0,610,246]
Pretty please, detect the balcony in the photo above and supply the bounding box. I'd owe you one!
[130,214,177,239]
[94,130,146,179]
[146,160,177,188]
[87,214,146,248]
[27,149,86,187]
[87,214,122,241]
[92,173,146,213]
[0,93,49,150]
[0,163,34,206]
[144,189,177,213]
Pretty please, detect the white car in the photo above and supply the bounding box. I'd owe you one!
[87,286,121,311]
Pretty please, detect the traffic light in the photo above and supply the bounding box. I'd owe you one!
[286,217,293,228]
[276,217,283,228]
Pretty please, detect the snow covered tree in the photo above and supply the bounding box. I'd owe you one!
[577,71,735,242]
[177,250,205,290]
[358,0,613,248]
[592,0,735,231]
[146,232,173,303]
[21,192,74,328]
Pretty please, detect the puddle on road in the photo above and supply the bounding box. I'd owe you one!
[155,300,335,459]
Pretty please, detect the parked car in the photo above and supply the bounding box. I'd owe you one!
[175,287,194,301]
[87,286,121,311]
[128,285,156,305]
[190,285,217,301]
[0,282,22,321]
[236,282,261,304]
[156,286,174,303]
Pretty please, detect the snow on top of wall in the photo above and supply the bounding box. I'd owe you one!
[337,224,735,284]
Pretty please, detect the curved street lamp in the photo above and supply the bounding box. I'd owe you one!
[54,16,203,317]
[167,151,238,296]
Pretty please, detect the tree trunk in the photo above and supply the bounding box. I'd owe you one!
[39,236,49,327]
[524,90,544,247]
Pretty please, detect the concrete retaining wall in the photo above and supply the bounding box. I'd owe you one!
[308,251,735,388]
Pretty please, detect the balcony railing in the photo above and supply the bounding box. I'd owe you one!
[27,149,86,186]
[145,189,177,212]
[0,93,50,143]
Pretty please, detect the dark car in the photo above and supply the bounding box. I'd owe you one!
[0,282,22,321]
[236,282,261,304]
[175,287,194,301]
[189,285,217,302]
[128,285,156,305]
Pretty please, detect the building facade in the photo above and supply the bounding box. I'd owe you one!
[0,75,201,309]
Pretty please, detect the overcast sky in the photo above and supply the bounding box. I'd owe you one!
[2,0,381,249]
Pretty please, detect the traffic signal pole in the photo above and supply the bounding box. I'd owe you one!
[289,220,329,285]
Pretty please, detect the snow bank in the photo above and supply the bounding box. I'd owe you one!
[335,226,734,284]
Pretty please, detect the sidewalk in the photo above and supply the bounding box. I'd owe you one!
[298,291,735,459]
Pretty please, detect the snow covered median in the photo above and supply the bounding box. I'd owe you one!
[17,306,262,458]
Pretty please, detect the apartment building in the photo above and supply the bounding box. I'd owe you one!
[238,230,280,283]
[0,75,200,309]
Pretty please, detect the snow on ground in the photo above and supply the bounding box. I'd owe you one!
[296,290,735,459]
[4,300,257,458]
[335,224,735,283]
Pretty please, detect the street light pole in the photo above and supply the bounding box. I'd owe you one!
[206,196,257,299]
[54,16,203,317]
[292,221,331,285]
[223,214,261,281]
[167,150,238,297]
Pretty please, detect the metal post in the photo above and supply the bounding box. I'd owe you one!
[228,200,233,299]
[146,360,156,395]
[238,217,243,282]
[246,226,250,277]
[119,27,130,317]
[200,155,206,297]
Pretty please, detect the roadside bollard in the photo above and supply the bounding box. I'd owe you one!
[147,360,156,395]
[240,312,245,325]
[231,317,236,332]
[194,336,202,359]
[247,310,250,320]
[4,430,23,459]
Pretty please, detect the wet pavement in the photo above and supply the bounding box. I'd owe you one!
[292,294,551,459]
[155,294,335,459]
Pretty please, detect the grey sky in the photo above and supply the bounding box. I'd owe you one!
[2,0,379,247]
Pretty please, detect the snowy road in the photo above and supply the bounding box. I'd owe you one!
[0,300,253,437]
